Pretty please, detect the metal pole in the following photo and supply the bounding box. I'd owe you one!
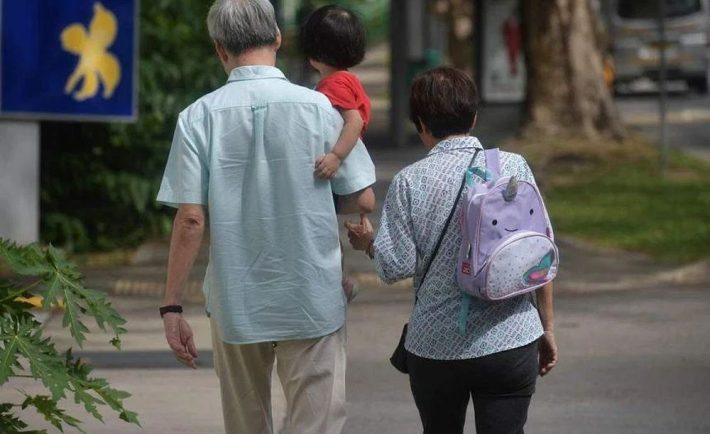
[658,0,668,178]
[0,121,40,244]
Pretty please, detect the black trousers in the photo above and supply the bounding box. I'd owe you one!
[407,340,539,434]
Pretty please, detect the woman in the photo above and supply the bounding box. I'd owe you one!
[346,67,558,434]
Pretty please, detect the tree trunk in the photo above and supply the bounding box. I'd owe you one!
[521,0,624,139]
[430,0,475,74]
[446,0,475,74]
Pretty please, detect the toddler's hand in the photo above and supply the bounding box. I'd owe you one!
[315,153,342,179]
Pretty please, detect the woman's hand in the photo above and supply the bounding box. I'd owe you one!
[345,214,374,251]
[538,330,558,376]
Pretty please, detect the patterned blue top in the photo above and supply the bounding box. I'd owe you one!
[373,136,545,360]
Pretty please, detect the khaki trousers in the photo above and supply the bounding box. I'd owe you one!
[211,320,347,434]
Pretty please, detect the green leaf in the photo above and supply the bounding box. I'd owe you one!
[0,403,30,433]
[63,350,140,427]
[21,395,84,433]
[59,295,90,349]
[0,325,22,384]
[0,315,70,401]
[119,409,141,426]
[71,388,104,422]
[63,351,104,422]
[0,240,52,277]
[79,287,127,338]
[21,243,128,347]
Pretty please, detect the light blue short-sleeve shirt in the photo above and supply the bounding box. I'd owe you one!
[157,66,376,344]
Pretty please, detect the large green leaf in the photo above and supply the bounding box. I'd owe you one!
[0,316,69,401]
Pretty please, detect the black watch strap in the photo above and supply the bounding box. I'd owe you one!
[159,305,183,317]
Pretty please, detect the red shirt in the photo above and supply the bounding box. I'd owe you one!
[316,71,371,134]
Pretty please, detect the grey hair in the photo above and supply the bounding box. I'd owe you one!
[207,0,279,56]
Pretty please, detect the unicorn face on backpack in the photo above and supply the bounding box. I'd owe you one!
[477,177,550,267]
[457,149,559,302]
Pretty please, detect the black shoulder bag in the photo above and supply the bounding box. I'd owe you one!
[390,149,480,373]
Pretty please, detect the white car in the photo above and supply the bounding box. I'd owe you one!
[609,0,710,93]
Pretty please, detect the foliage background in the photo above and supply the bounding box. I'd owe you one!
[40,0,388,253]
[41,0,226,252]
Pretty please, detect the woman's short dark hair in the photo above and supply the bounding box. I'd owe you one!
[301,5,366,69]
[409,67,479,139]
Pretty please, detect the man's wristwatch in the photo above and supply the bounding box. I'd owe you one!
[159,305,183,318]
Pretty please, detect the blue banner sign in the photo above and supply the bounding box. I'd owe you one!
[1,0,138,121]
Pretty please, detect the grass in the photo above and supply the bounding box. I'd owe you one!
[506,135,710,262]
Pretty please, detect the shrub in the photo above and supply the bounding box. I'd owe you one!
[0,239,138,432]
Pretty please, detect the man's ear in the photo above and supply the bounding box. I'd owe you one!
[213,40,229,64]
[471,113,478,130]
[273,29,282,51]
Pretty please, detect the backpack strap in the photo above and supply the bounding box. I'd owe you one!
[484,148,501,179]
[415,149,480,301]
[458,148,501,335]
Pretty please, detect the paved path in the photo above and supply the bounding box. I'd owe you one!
[5,280,709,433]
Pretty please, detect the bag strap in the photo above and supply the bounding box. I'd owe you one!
[457,147,500,334]
[416,148,481,300]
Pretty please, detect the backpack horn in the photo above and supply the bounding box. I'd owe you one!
[503,176,518,202]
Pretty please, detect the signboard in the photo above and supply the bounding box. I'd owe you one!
[481,0,525,103]
[0,0,138,121]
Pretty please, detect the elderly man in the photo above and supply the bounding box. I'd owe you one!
[156,1,376,433]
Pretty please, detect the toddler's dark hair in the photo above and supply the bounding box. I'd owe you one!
[301,5,366,69]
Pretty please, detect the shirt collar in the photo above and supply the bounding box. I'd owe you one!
[427,135,483,155]
[226,65,288,83]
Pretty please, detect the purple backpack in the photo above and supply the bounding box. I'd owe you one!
[456,149,559,302]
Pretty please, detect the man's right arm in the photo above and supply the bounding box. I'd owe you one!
[156,113,209,369]
[164,204,206,307]
[162,204,205,369]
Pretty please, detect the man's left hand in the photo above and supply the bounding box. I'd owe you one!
[163,313,198,369]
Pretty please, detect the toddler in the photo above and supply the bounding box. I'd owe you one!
[302,5,371,301]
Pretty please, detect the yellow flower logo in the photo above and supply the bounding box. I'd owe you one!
[60,2,121,101]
